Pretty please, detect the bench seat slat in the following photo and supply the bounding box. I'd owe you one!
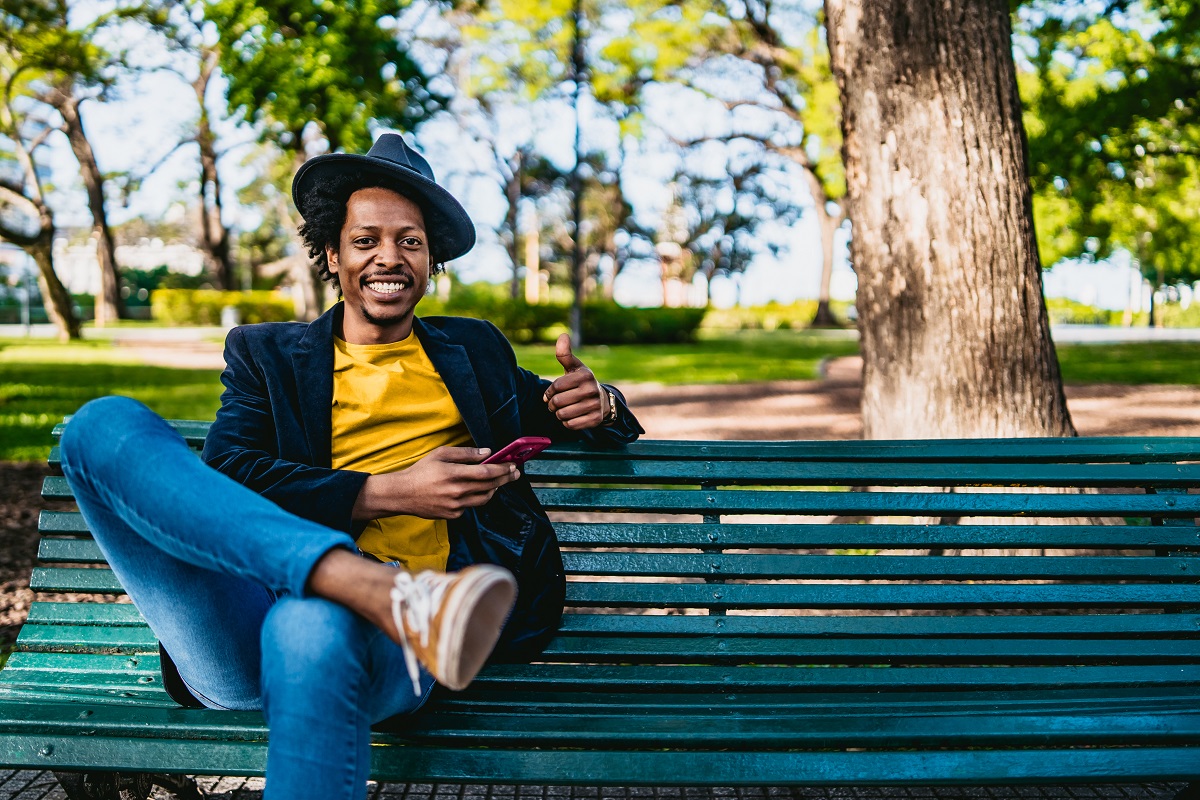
[16,624,157,652]
[36,539,1200,582]
[42,477,1200,518]
[538,488,1200,517]
[25,603,143,626]
[536,636,1200,664]
[32,567,1200,608]
[556,612,1200,638]
[526,459,1200,488]
[556,522,1200,550]
[45,514,1200,551]
[2,651,157,675]
[14,622,1198,665]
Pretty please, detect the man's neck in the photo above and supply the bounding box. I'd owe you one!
[337,312,415,345]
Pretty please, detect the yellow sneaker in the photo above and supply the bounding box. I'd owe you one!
[389,564,517,694]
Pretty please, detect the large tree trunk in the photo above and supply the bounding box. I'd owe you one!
[195,50,234,291]
[49,87,125,326]
[505,152,521,300]
[824,0,1073,440]
[30,233,81,341]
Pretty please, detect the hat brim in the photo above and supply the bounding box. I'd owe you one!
[291,153,476,263]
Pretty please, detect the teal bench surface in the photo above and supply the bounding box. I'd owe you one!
[1,420,1198,795]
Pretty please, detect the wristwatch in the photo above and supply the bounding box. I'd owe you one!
[602,387,618,426]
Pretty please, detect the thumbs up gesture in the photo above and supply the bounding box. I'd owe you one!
[542,333,613,430]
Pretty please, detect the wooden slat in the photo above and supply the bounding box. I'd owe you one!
[561,553,1200,580]
[34,538,1200,581]
[16,624,157,653]
[24,603,143,626]
[538,488,1200,517]
[564,581,1200,609]
[526,459,1200,488]
[535,636,1200,665]
[538,437,1200,464]
[559,612,1200,638]
[556,521,1200,549]
[45,513,1200,551]
[30,567,124,594]
[2,651,158,676]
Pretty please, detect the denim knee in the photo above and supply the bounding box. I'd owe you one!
[60,395,156,477]
[260,597,373,690]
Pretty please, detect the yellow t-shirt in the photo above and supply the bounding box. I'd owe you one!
[331,333,473,572]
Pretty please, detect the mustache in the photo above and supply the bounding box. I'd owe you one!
[360,269,414,284]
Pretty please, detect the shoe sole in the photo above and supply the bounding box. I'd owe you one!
[437,565,518,691]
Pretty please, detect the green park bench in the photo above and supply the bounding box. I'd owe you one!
[0,419,1198,799]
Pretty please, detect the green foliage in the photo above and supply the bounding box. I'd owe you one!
[0,339,223,461]
[1044,297,1122,326]
[151,289,294,326]
[1019,1,1200,284]
[204,0,446,152]
[512,329,857,383]
[418,283,706,344]
[701,301,856,330]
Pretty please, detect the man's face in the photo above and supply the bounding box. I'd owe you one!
[327,186,430,344]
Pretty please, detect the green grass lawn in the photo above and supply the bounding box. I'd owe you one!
[513,330,861,383]
[2,331,1199,462]
[0,340,223,462]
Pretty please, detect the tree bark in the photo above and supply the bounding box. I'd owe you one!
[195,49,234,290]
[30,232,81,341]
[285,149,324,321]
[824,0,1074,440]
[505,151,522,300]
[47,85,125,326]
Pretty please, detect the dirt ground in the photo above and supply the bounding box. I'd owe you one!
[4,356,1200,644]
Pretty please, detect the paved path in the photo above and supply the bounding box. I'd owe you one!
[0,771,1187,800]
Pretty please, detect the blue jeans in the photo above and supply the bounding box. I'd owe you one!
[59,396,435,800]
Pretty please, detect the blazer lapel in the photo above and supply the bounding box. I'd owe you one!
[415,317,494,449]
[293,304,338,467]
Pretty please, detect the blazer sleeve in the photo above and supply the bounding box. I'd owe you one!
[201,327,369,533]
[487,323,644,446]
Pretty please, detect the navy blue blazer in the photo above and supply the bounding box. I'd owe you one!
[201,302,643,660]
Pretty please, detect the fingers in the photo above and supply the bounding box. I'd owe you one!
[555,332,585,373]
[430,445,492,464]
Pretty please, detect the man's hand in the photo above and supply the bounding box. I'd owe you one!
[353,446,519,521]
[543,333,611,430]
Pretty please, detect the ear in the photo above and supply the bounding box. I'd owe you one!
[325,245,339,274]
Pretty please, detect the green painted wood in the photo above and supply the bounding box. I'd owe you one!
[537,488,1200,517]
[35,538,1200,581]
[39,512,89,535]
[16,625,157,653]
[37,538,102,563]
[24,603,144,627]
[536,636,1200,664]
[30,567,123,594]
[1,652,158,676]
[560,553,1200,580]
[555,522,1200,549]
[43,512,1200,551]
[564,582,1200,609]
[555,612,1200,638]
[525,459,1200,489]
[51,419,210,448]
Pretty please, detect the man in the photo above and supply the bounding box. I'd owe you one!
[59,133,643,800]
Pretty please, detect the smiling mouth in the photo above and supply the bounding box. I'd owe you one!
[363,276,412,297]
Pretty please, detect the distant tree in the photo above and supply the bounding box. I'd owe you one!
[145,0,237,289]
[1018,0,1200,323]
[203,0,449,318]
[0,0,133,325]
[0,58,81,339]
[825,0,1073,439]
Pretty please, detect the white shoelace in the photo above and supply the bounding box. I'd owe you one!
[390,570,450,696]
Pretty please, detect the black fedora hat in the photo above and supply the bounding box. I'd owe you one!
[291,133,476,262]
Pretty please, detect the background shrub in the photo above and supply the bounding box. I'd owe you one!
[152,289,295,326]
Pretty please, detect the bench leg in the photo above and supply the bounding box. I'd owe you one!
[53,771,152,800]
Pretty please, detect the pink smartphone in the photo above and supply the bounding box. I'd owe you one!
[481,436,552,466]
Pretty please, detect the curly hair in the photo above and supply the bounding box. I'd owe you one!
[296,169,447,297]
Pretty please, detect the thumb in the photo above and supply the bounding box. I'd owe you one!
[555,332,585,373]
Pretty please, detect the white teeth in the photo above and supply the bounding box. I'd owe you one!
[368,282,406,293]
